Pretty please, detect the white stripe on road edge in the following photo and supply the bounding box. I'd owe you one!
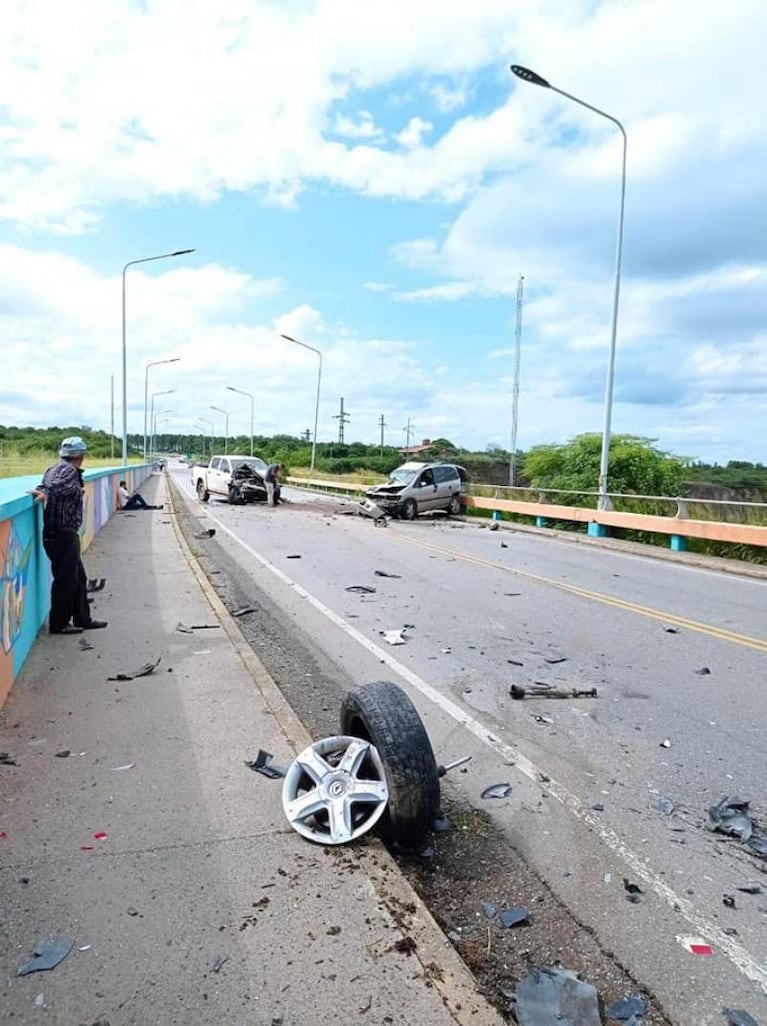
[196,499,767,996]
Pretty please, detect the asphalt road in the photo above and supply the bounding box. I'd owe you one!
[171,461,767,1026]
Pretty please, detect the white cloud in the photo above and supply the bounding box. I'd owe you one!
[333,111,384,140]
[396,117,433,149]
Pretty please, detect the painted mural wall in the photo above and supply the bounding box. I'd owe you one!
[0,465,152,706]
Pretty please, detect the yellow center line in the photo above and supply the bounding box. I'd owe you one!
[393,532,767,655]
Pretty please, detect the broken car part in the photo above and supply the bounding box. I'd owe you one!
[708,796,754,842]
[605,996,648,1020]
[510,684,598,700]
[245,749,286,779]
[345,585,377,594]
[340,680,440,846]
[481,783,512,800]
[17,937,74,976]
[499,905,530,928]
[723,1011,760,1026]
[107,656,162,681]
[282,735,389,845]
[86,578,106,593]
[513,965,602,1026]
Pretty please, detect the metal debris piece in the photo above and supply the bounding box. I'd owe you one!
[374,570,402,578]
[623,878,643,895]
[723,1011,760,1026]
[286,554,301,559]
[194,528,216,538]
[78,637,94,651]
[233,606,257,617]
[543,655,568,665]
[17,936,74,976]
[175,622,193,633]
[695,666,712,676]
[663,625,680,633]
[606,996,648,1020]
[358,499,388,522]
[533,713,553,725]
[481,783,512,800]
[54,750,70,759]
[708,797,753,842]
[499,905,530,928]
[0,752,17,766]
[345,585,377,594]
[107,656,162,681]
[111,763,135,772]
[190,624,220,630]
[736,882,763,895]
[245,750,286,779]
[660,738,671,748]
[510,684,598,700]
[437,755,472,777]
[212,955,229,974]
[86,578,106,593]
[513,965,602,1026]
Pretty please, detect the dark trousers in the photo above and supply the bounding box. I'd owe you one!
[43,529,90,631]
[124,493,150,509]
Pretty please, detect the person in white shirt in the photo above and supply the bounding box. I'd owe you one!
[118,480,162,511]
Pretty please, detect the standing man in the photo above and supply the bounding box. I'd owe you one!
[264,462,282,507]
[29,437,108,635]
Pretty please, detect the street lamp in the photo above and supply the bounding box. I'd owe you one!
[510,64,627,510]
[144,358,181,459]
[151,410,173,459]
[149,389,174,458]
[121,248,195,464]
[226,386,255,457]
[280,334,323,477]
[197,417,215,458]
[210,405,230,455]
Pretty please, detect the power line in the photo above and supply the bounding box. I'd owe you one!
[332,397,350,443]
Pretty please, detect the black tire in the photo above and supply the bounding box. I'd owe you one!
[447,494,462,516]
[400,498,418,521]
[196,479,209,503]
[340,680,440,846]
[228,485,243,505]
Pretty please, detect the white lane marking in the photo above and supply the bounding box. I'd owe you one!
[190,492,767,995]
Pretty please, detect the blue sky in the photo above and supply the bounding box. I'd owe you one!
[2,0,766,463]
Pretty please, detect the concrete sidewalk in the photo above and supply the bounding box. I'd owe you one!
[0,474,503,1026]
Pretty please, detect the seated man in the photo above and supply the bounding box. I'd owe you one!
[118,480,163,511]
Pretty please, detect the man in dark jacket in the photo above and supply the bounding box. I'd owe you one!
[264,463,283,507]
[30,437,108,635]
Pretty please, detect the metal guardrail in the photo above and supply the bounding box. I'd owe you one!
[286,476,767,550]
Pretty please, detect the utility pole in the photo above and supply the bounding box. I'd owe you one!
[333,397,350,443]
[300,429,312,443]
[378,414,387,455]
[509,274,524,486]
[403,417,414,448]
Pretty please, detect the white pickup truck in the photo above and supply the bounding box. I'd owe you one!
[192,454,277,504]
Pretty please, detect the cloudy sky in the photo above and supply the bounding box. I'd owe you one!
[2,0,765,463]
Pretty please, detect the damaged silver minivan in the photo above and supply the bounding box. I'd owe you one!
[364,462,468,519]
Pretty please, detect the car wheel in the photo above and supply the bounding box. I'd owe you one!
[448,494,462,516]
[196,480,209,503]
[400,498,418,520]
[340,680,440,846]
[282,735,389,845]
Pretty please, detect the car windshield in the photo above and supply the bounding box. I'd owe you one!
[232,458,267,474]
[388,467,419,485]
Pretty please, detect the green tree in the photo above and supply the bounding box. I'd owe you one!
[523,433,687,498]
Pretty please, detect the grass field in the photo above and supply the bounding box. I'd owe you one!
[0,450,140,480]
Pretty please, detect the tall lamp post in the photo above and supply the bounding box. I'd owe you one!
[121,248,195,465]
[197,417,215,458]
[151,410,173,459]
[144,358,180,459]
[226,386,255,457]
[210,406,230,455]
[280,334,323,477]
[149,389,174,459]
[510,64,626,510]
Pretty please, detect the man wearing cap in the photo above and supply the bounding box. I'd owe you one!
[30,437,108,635]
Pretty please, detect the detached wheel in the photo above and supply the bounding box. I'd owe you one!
[340,681,440,846]
[400,498,418,521]
[196,480,209,503]
[448,494,462,516]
